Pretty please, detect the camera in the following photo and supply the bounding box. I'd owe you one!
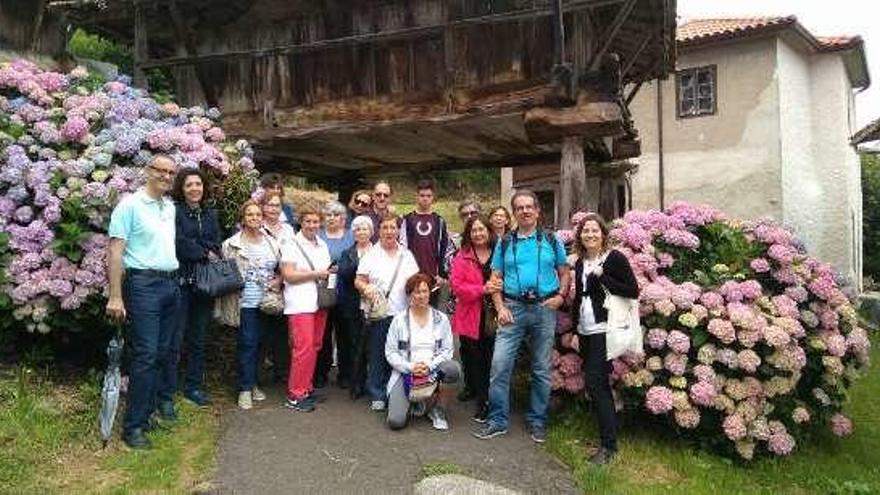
[521,288,539,303]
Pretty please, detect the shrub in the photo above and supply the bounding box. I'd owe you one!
[0,59,256,336]
[554,203,870,460]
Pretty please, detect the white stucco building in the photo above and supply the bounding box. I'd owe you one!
[632,17,869,287]
[504,16,870,287]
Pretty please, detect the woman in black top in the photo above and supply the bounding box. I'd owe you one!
[336,215,375,399]
[570,213,639,465]
[172,168,221,407]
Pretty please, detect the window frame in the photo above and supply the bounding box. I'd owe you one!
[675,65,718,119]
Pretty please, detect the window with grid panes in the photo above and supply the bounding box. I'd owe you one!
[676,65,716,118]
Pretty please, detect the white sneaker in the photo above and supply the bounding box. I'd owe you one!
[238,391,253,410]
[252,387,267,401]
[428,406,449,431]
[370,400,386,412]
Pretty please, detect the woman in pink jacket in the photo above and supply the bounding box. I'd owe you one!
[450,215,496,422]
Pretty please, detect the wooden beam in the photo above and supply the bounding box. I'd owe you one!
[132,0,148,88]
[587,0,637,72]
[138,0,626,69]
[523,101,624,145]
[558,136,586,227]
[621,31,654,79]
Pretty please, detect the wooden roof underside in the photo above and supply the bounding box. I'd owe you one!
[65,0,677,179]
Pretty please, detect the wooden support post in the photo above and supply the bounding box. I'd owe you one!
[558,136,586,228]
[133,0,148,89]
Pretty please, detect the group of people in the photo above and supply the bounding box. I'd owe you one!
[106,154,639,466]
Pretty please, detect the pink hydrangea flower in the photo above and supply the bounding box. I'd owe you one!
[750,258,771,273]
[722,414,747,441]
[666,330,691,354]
[689,380,716,407]
[830,414,853,437]
[645,386,675,414]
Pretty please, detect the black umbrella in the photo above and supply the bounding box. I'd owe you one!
[99,330,124,448]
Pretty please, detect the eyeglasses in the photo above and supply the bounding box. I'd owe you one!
[354,199,371,207]
[149,165,176,177]
[461,210,479,217]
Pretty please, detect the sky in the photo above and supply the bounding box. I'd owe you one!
[678,0,880,129]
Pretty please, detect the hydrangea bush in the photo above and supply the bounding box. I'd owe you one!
[553,203,870,460]
[0,59,256,335]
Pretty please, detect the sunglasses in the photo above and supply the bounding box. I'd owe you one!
[461,210,479,217]
[354,199,371,207]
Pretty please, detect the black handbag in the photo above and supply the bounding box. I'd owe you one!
[194,258,244,297]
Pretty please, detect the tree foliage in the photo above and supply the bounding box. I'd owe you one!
[862,153,880,281]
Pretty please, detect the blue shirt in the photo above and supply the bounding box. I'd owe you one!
[319,228,354,263]
[490,229,566,297]
[108,189,179,271]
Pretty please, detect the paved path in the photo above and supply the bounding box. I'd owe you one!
[213,381,578,494]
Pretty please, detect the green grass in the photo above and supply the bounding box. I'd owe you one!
[0,366,219,493]
[546,345,880,495]
[418,462,468,480]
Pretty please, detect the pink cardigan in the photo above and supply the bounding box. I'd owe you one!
[450,247,487,340]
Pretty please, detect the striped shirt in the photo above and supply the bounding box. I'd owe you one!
[240,236,278,308]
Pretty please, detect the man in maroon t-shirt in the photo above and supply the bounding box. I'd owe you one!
[399,180,453,288]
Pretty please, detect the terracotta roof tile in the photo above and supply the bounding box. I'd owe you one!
[816,35,861,51]
[677,16,860,52]
[677,16,795,44]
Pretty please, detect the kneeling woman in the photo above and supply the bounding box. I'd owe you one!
[385,273,461,431]
[571,213,639,464]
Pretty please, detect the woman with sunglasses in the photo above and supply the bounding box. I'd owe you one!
[316,200,355,388]
[347,190,373,225]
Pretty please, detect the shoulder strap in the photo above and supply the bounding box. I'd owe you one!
[385,252,405,298]
[292,237,316,270]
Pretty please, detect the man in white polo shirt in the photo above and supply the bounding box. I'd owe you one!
[106,154,180,450]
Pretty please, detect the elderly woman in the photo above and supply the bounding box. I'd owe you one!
[315,200,355,388]
[218,200,281,410]
[337,215,374,399]
[280,203,334,412]
[355,213,419,412]
[261,191,295,384]
[450,215,496,422]
[571,213,639,465]
[170,168,221,408]
[385,273,461,431]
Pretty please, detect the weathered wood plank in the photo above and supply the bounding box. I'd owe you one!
[523,100,624,144]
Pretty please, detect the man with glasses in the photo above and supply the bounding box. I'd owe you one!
[106,154,181,450]
[368,181,396,242]
[473,189,570,444]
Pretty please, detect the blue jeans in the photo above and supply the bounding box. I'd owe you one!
[122,273,181,434]
[366,316,393,402]
[238,308,266,392]
[487,300,557,430]
[168,284,213,395]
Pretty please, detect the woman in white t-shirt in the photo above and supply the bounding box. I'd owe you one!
[384,273,460,431]
[280,204,334,412]
[355,213,419,412]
